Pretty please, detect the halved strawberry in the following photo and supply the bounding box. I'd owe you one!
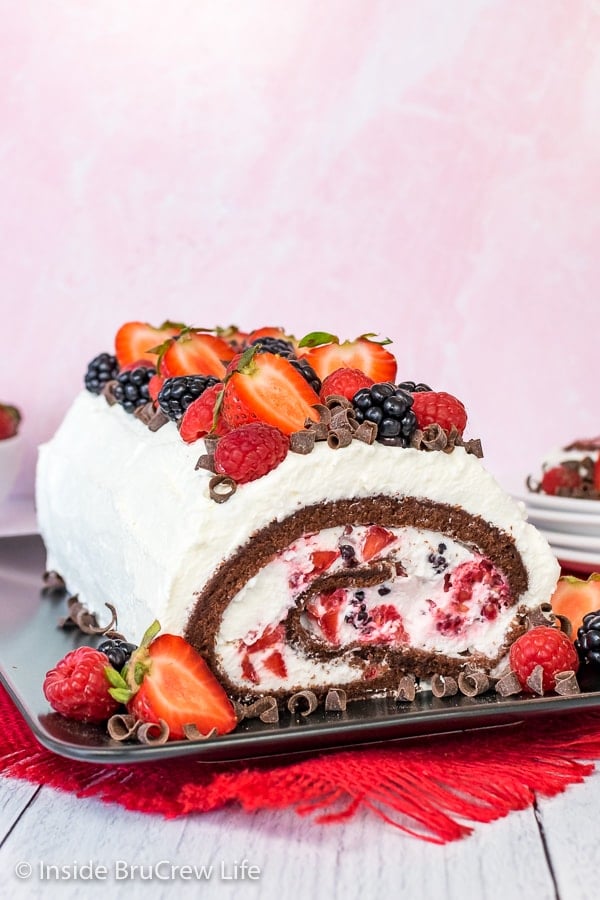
[297,332,397,382]
[221,351,320,435]
[550,573,600,636]
[160,330,236,378]
[109,624,237,739]
[216,324,250,351]
[179,382,227,443]
[115,321,182,368]
[362,525,396,561]
[246,326,293,347]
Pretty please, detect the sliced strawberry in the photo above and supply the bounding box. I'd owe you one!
[160,330,236,378]
[309,550,339,577]
[247,624,285,654]
[240,653,259,684]
[361,525,396,561]
[115,321,181,368]
[246,326,292,347]
[179,383,227,443]
[305,588,346,645]
[298,332,397,382]
[551,573,600,636]
[221,352,320,435]
[361,604,409,644]
[216,324,250,351]
[122,631,237,739]
[262,651,288,678]
[594,457,600,491]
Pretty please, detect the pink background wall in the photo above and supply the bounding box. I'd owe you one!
[2,0,599,499]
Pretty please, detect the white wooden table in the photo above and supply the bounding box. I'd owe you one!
[0,516,598,900]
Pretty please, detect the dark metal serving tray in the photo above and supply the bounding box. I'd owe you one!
[1,535,599,765]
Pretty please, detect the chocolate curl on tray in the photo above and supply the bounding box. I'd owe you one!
[495,670,522,697]
[431,674,458,698]
[58,598,123,639]
[554,671,581,696]
[324,688,347,712]
[42,570,66,596]
[233,697,279,724]
[457,671,490,698]
[137,720,170,745]
[107,714,140,742]
[396,674,417,702]
[287,690,319,717]
[182,724,218,741]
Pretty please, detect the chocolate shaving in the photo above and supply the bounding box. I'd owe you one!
[458,671,490,697]
[327,428,353,450]
[59,598,121,637]
[421,424,448,451]
[526,664,545,696]
[554,670,580,696]
[555,614,573,638]
[107,714,140,742]
[324,688,347,711]
[324,394,352,411]
[310,404,332,425]
[182,724,218,741]
[195,454,216,472]
[234,696,279,723]
[134,402,155,426]
[330,408,356,430]
[102,380,118,406]
[148,409,169,432]
[42,570,66,595]
[290,430,316,454]
[354,421,378,445]
[410,429,424,449]
[460,437,484,458]
[305,420,329,441]
[396,674,416,702]
[527,603,556,628]
[208,474,237,503]
[431,674,458,698]
[203,435,220,455]
[287,690,318,716]
[564,436,600,452]
[137,720,170,744]
[495,670,522,697]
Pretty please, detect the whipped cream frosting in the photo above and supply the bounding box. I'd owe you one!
[36,392,560,656]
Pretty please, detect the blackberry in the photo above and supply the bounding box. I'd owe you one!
[289,358,322,394]
[97,638,138,670]
[158,375,220,421]
[352,382,418,446]
[84,353,119,394]
[575,611,600,668]
[112,365,156,413]
[397,381,432,393]
[250,336,296,357]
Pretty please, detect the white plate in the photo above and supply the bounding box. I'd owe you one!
[517,491,600,516]
[536,527,600,552]
[549,544,600,575]
[523,507,600,538]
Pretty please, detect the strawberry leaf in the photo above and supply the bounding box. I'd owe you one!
[357,333,393,346]
[297,331,339,348]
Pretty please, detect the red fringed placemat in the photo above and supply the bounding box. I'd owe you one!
[2,683,600,844]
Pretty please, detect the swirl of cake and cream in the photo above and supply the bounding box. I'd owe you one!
[36,391,560,700]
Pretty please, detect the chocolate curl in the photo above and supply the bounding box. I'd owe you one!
[310,404,332,426]
[59,598,121,637]
[554,670,581,696]
[107,714,140,742]
[354,420,378,445]
[287,690,318,717]
[134,402,155,426]
[409,429,424,449]
[431,674,458,698]
[526,664,545,696]
[305,420,329,441]
[495,670,522,697]
[148,409,169,432]
[324,688,347,712]
[555,615,573,639]
[327,428,353,450]
[234,697,279,724]
[102,380,118,406]
[457,672,490,698]
[195,454,216,472]
[564,436,600,452]
[527,603,556,629]
[421,424,448,451]
[329,408,356,431]
[290,430,316,455]
[526,474,541,493]
[208,474,237,503]
[324,394,352,411]
[137,720,170,745]
[396,674,417,702]
[182,724,218,741]
[42,570,66,595]
[460,437,484,459]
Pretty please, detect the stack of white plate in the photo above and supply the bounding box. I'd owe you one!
[517,492,600,574]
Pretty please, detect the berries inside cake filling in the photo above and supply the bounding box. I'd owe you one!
[215,524,516,693]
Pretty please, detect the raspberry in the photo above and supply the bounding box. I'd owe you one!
[43,647,121,723]
[410,391,467,435]
[541,465,582,495]
[179,382,227,443]
[509,626,579,693]
[213,423,289,484]
[319,367,374,403]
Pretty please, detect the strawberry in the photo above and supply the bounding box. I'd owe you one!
[305,589,346,645]
[509,626,579,693]
[550,573,600,636]
[110,623,237,739]
[43,647,121,723]
[213,423,289,484]
[309,550,339,577]
[179,382,227,443]
[246,624,285,653]
[216,324,250,351]
[319,368,374,403]
[246,326,293,347]
[297,332,397,382]
[0,403,21,440]
[221,351,320,435]
[595,457,600,491]
[115,321,182,368]
[241,654,258,683]
[541,465,582,495]
[158,329,236,379]
[410,391,467,435]
[148,373,165,403]
[361,604,409,644]
[262,651,288,678]
[361,525,396,561]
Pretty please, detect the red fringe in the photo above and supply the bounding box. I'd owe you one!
[1,683,599,843]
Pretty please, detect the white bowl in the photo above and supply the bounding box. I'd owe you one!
[0,433,23,505]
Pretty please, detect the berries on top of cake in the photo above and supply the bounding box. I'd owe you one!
[527,437,600,500]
